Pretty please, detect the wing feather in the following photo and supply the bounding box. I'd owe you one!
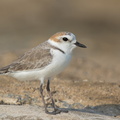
[0,42,53,74]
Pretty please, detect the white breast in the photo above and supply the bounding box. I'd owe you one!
[44,48,72,78]
[9,49,72,83]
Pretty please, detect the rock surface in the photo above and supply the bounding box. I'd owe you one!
[0,105,119,120]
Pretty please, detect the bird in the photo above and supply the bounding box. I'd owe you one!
[0,32,86,115]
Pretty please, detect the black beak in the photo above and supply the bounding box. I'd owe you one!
[74,41,87,48]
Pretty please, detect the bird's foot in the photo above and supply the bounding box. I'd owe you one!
[45,108,68,115]
[45,109,61,115]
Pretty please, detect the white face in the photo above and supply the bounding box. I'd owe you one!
[49,32,86,53]
[57,33,77,52]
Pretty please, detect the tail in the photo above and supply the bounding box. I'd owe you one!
[0,65,10,74]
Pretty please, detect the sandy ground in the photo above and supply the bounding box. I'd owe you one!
[1,105,120,120]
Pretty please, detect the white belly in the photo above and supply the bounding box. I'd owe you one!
[9,50,72,83]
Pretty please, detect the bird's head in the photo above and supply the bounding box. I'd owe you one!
[48,32,87,53]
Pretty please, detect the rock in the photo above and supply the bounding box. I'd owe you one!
[0,105,119,120]
[0,96,18,105]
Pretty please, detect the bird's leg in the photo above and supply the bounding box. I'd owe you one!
[40,82,60,115]
[40,80,68,115]
[46,79,56,110]
[40,83,48,113]
[46,79,68,114]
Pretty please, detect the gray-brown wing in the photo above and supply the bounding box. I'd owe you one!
[0,42,53,74]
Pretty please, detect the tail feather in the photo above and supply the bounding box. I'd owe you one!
[0,65,10,74]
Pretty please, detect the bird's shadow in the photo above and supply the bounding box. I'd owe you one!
[58,104,120,117]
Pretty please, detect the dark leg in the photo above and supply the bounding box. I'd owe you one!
[40,82,60,115]
[40,84,48,113]
[46,79,56,110]
[46,79,68,114]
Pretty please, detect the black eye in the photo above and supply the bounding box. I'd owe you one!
[62,37,68,41]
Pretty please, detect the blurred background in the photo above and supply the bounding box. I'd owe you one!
[0,0,120,80]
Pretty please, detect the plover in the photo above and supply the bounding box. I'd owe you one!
[0,32,86,114]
